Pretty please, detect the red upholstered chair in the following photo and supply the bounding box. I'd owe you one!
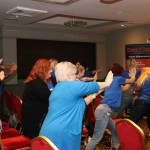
[1,122,9,131]
[1,127,19,139]
[115,119,145,150]
[85,95,104,124]
[9,93,23,132]
[81,127,89,146]
[31,136,59,150]
[3,91,14,114]
[10,93,22,122]
[0,135,31,150]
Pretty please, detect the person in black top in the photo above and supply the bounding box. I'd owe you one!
[21,58,52,138]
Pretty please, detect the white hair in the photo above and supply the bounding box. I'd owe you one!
[55,61,77,82]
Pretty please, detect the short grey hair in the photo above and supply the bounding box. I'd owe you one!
[55,61,77,82]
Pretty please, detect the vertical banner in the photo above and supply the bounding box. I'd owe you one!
[125,44,150,69]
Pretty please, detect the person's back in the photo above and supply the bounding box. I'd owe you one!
[21,59,51,138]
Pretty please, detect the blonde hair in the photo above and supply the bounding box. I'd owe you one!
[49,59,58,71]
[76,65,85,73]
[127,58,137,69]
[136,67,150,88]
[55,61,77,82]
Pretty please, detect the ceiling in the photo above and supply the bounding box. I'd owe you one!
[0,0,150,34]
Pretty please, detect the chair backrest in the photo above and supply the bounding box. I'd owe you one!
[115,119,145,150]
[31,136,59,150]
[10,93,22,121]
[85,95,103,123]
[3,91,13,112]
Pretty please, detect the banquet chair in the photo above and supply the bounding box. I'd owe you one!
[0,91,20,139]
[0,135,31,150]
[115,118,145,150]
[31,135,59,150]
[84,95,104,138]
[3,91,14,114]
[0,115,31,150]
[9,93,23,132]
[1,91,14,122]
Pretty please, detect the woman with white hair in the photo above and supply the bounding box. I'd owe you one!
[40,61,113,150]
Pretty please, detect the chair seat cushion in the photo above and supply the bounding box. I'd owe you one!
[2,135,31,150]
[2,122,9,130]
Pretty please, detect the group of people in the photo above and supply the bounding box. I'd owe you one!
[2,57,148,150]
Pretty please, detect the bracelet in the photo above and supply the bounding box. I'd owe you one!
[131,76,135,79]
[91,94,96,99]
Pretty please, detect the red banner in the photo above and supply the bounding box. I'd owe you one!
[125,44,150,69]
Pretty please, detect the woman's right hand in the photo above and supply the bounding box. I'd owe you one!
[0,71,5,81]
[105,71,113,86]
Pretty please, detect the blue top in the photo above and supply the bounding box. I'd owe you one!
[122,69,141,89]
[84,70,92,77]
[101,76,126,110]
[138,76,150,103]
[0,82,3,96]
[51,71,56,78]
[39,81,100,150]
[47,81,54,91]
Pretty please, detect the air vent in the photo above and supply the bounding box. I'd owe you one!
[32,0,79,5]
[6,6,48,17]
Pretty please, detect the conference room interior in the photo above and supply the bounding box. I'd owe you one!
[0,0,150,149]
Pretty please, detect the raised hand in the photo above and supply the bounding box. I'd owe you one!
[105,70,113,86]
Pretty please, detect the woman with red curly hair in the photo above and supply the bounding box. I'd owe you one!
[21,58,52,138]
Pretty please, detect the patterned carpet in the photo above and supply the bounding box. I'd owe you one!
[81,117,150,150]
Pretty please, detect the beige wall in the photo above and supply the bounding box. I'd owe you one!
[1,24,150,83]
[106,24,150,70]
[1,24,107,84]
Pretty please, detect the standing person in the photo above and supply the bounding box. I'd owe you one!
[21,58,52,138]
[81,63,102,77]
[113,58,141,118]
[86,63,136,150]
[0,59,17,97]
[76,64,97,81]
[130,67,150,135]
[47,58,58,91]
[49,58,58,78]
[39,61,113,150]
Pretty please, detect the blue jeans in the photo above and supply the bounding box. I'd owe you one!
[85,104,120,150]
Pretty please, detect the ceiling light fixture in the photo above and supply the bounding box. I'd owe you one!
[100,0,122,4]
[64,18,87,28]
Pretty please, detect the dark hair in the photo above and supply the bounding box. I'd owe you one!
[109,63,124,76]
